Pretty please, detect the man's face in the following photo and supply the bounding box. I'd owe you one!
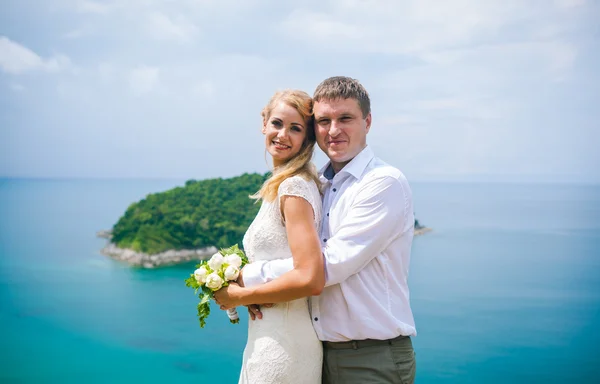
[314,98,371,173]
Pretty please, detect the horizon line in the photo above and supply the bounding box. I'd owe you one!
[1,176,599,186]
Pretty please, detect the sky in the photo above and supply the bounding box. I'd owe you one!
[1,0,599,182]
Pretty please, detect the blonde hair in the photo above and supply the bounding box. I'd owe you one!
[252,90,321,202]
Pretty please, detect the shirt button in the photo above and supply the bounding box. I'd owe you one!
[314,317,318,321]
[326,213,329,217]
[333,188,337,192]
[323,238,327,242]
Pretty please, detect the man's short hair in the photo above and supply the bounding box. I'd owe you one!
[313,76,371,118]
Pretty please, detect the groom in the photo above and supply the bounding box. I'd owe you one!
[227,76,416,383]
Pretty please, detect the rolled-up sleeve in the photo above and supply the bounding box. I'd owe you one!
[242,258,294,288]
[323,176,408,286]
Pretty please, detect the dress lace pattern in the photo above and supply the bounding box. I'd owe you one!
[238,175,323,384]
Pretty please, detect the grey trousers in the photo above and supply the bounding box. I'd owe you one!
[322,335,416,384]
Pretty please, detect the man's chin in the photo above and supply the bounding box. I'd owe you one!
[328,152,352,164]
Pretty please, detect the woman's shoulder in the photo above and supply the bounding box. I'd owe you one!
[278,174,319,195]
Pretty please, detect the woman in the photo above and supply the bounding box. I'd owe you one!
[214,89,324,383]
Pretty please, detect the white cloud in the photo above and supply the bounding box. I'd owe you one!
[281,0,526,55]
[0,36,72,74]
[44,55,74,73]
[2,0,596,181]
[281,0,582,83]
[284,9,362,40]
[63,26,94,39]
[76,0,112,14]
[146,11,199,43]
[129,66,160,95]
[414,40,578,86]
[0,37,42,74]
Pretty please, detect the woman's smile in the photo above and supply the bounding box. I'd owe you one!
[273,140,292,150]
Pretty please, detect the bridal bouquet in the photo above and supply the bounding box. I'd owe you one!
[184,244,249,328]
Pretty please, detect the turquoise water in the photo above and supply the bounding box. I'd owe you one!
[1,179,599,383]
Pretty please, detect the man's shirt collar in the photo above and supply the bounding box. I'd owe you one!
[319,145,375,182]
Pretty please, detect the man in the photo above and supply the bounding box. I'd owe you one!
[221,76,416,383]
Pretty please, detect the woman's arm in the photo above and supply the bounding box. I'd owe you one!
[214,195,324,309]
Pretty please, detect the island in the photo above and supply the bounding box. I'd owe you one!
[98,172,431,268]
[414,218,433,236]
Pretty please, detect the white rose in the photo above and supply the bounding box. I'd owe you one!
[193,266,208,284]
[224,265,240,281]
[205,273,224,291]
[207,252,225,271]
[224,254,242,268]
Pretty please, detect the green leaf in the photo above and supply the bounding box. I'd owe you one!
[200,292,211,305]
[197,301,210,328]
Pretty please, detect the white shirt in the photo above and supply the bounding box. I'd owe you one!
[243,146,417,342]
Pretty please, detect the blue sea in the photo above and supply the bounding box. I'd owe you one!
[1,179,599,383]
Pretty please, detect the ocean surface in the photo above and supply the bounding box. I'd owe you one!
[1,178,599,383]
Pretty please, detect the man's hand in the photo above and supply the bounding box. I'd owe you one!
[247,304,262,320]
[247,304,275,320]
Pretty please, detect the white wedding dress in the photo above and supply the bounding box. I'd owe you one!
[239,175,323,384]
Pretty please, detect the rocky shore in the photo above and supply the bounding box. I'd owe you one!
[97,230,217,268]
[415,227,433,236]
[100,243,218,268]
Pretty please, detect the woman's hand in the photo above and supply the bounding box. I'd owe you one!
[214,282,246,310]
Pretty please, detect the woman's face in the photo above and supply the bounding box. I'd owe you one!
[263,102,307,166]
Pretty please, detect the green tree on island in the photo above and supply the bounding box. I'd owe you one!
[111,173,268,254]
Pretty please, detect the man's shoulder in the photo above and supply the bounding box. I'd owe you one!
[363,156,408,184]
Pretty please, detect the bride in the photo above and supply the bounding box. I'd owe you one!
[214,89,324,384]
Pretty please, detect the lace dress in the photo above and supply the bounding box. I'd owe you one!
[239,175,323,384]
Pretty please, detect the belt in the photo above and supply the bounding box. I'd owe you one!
[322,335,409,350]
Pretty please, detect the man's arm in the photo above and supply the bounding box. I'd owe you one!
[241,258,294,288]
[241,175,410,288]
[321,176,410,286]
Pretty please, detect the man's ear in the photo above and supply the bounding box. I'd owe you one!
[365,112,372,133]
